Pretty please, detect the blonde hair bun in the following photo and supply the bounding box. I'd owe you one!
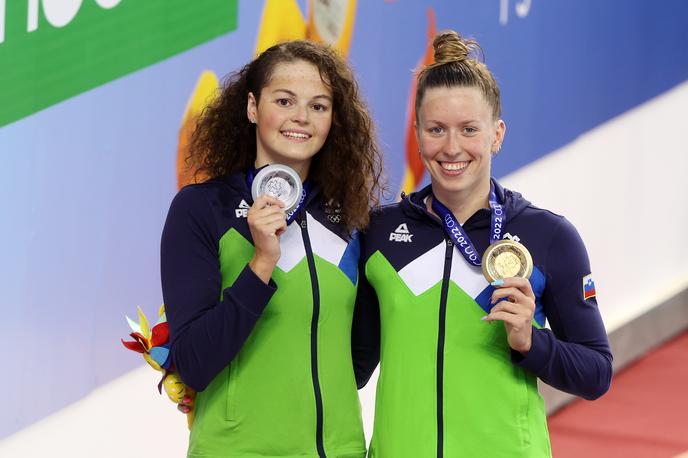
[432,30,474,65]
[415,29,501,120]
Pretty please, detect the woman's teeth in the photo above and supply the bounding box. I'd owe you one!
[441,162,468,171]
[282,131,310,139]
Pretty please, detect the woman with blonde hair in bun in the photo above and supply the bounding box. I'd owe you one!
[352,30,612,457]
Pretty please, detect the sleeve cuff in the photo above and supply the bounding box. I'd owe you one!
[224,264,277,316]
[512,326,552,375]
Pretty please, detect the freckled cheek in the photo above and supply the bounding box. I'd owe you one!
[319,119,333,137]
[316,114,333,137]
[463,140,490,158]
[419,151,438,174]
[419,139,443,160]
[258,109,285,131]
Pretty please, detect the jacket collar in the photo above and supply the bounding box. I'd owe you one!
[401,178,530,229]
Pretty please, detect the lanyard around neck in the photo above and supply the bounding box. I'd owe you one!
[430,180,505,266]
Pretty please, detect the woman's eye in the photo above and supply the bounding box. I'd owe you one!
[312,103,329,112]
[276,98,291,107]
[464,127,477,134]
[429,126,444,135]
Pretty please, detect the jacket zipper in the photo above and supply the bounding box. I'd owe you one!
[436,238,453,458]
[301,214,326,458]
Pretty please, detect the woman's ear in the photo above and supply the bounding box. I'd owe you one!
[492,119,506,154]
[247,92,257,124]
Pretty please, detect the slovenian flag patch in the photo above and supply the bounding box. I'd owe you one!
[583,273,596,300]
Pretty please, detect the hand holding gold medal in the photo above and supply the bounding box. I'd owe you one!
[483,240,537,355]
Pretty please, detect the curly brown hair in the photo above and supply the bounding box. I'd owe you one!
[188,40,384,232]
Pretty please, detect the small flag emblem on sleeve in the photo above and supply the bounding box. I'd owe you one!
[583,274,596,300]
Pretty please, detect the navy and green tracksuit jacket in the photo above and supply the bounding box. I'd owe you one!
[161,173,366,458]
[352,179,613,458]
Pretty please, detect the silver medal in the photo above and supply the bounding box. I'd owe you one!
[251,164,303,214]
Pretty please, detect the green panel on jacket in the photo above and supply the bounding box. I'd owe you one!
[365,251,551,458]
[189,228,365,458]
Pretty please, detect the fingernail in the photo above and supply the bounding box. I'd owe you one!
[183,396,191,403]
[491,279,504,286]
[481,315,489,321]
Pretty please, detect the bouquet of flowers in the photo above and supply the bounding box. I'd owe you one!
[121,305,194,428]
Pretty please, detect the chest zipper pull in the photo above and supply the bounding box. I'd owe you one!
[445,239,453,259]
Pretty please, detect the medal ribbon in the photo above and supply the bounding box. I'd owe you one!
[430,180,505,266]
[247,166,309,225]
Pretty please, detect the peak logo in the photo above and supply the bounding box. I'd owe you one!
[389,223,413,242]
[235,199,249,218]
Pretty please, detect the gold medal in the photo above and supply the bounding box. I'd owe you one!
[481,239,533,282]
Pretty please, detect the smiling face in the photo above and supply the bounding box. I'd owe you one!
[247,59,333,179]
[417,85,505,208]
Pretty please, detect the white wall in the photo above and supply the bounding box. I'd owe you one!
[500,80,688,332]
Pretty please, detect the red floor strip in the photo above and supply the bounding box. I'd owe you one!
[548,331,688,458]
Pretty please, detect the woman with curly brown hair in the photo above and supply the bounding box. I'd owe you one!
[161,40,383,458]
